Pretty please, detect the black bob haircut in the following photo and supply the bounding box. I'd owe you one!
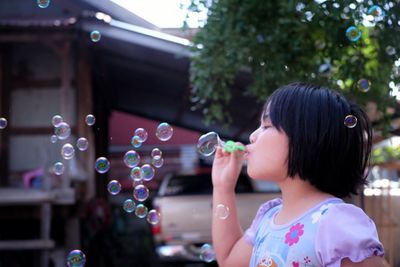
[263,82,372,198]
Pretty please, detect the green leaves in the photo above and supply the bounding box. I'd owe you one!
[186,0,400,132]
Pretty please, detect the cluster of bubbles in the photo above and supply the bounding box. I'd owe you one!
[51,114,95,176]
[98,123,172,228]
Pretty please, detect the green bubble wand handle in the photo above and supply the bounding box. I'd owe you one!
[222,140,246,153]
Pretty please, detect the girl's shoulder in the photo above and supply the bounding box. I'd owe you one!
[243,198,282,245]
[315,202,384,267]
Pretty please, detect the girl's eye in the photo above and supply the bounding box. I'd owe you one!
[261,125,270,130]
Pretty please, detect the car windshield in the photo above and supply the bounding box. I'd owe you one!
[163,173,253,196]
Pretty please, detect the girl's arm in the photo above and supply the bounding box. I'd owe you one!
[211,146,252,267]
[212,187,252,267]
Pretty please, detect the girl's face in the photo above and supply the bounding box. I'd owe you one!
[246,112,289,181]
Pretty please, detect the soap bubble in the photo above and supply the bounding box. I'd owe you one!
[51,115,63,127]
[61,143,75,160]
[55,122,71,140]
[386,46,396,56]
[133,184,149,202]
[0,118,7,129]
[134,128,148,143]
[131,135,142,148]
[345,26,361,42]
[141,164,155,181]
[199,244,215,263]
[215,204,230,220]
[151,148,162,158]
[53,162,64,175]
[135,204,148,218]
[197,132,220,156]
[76,137,89,151]
[37,0,50,9]
[123,150,140,168]
[368,5,385,22]
[90,31,101,42]
[85,114,95,126]
[107,180,121,195]
[344,115,357,128]
[156,122,173,141]
[130,166,142,182]
[151,157,164,168]
[66,249,86,267]
[147,209,161,225]
[95,157,110,174]
[50,135,58,143]
[357,79,371,92]
[123,198,136,213]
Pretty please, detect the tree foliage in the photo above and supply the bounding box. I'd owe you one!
[186,0,400,133]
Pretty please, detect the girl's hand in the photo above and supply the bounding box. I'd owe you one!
[212,143,246,192]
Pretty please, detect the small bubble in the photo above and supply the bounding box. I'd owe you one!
[140,164,155,181]
[85,114,96,126]
[134,128,148,143]
[107,180,121,195]
[151,148,162,158]
[0,118,7,129]
[151,157,164,168]
[76,137,89,151]
[54,122,71,140]
[215,204,230,220]
[50,135,58,144]
[51,115,63,127]
[146,209,161,225]
[133,184,149,202]
[131,135,142,148]
[386,46,396,56]
[135,204,148,218]
[123,150,140,168]
[345,26,361,42]
[123,198,136,213]
[156,122,173,141]
[368,5,385,21]
[130,166,142,182]
[66,249,86,267]
[199,244,215,263]
[344,115,357,128]
[37,0,50,9]
[95,157,110,174]
[53,162,64,175]
[90,30,101,42]
[357,79,371,92]
[61,143,75,160]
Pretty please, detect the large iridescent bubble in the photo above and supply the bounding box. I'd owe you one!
[133,184,149,202]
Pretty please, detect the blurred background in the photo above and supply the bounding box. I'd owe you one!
[0,0,400,266]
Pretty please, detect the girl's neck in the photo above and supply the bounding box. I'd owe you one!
[274,175,336,224]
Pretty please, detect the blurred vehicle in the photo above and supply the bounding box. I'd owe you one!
[151,169,281,264]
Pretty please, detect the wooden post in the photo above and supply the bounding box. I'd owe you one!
[0,45,11,186]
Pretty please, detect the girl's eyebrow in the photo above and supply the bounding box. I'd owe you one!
[262,113,270,122]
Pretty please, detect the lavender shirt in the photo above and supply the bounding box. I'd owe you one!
[244,198,384,267]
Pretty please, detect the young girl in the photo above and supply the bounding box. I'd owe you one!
[211,83,385,267]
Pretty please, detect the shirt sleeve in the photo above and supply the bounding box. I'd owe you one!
[243,198,282,245]
[315,203,384,267]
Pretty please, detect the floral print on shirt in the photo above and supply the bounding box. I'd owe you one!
[284,223,304,246]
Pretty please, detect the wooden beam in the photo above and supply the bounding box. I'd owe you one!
[0,239,54,250]
[0,32,76,43]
